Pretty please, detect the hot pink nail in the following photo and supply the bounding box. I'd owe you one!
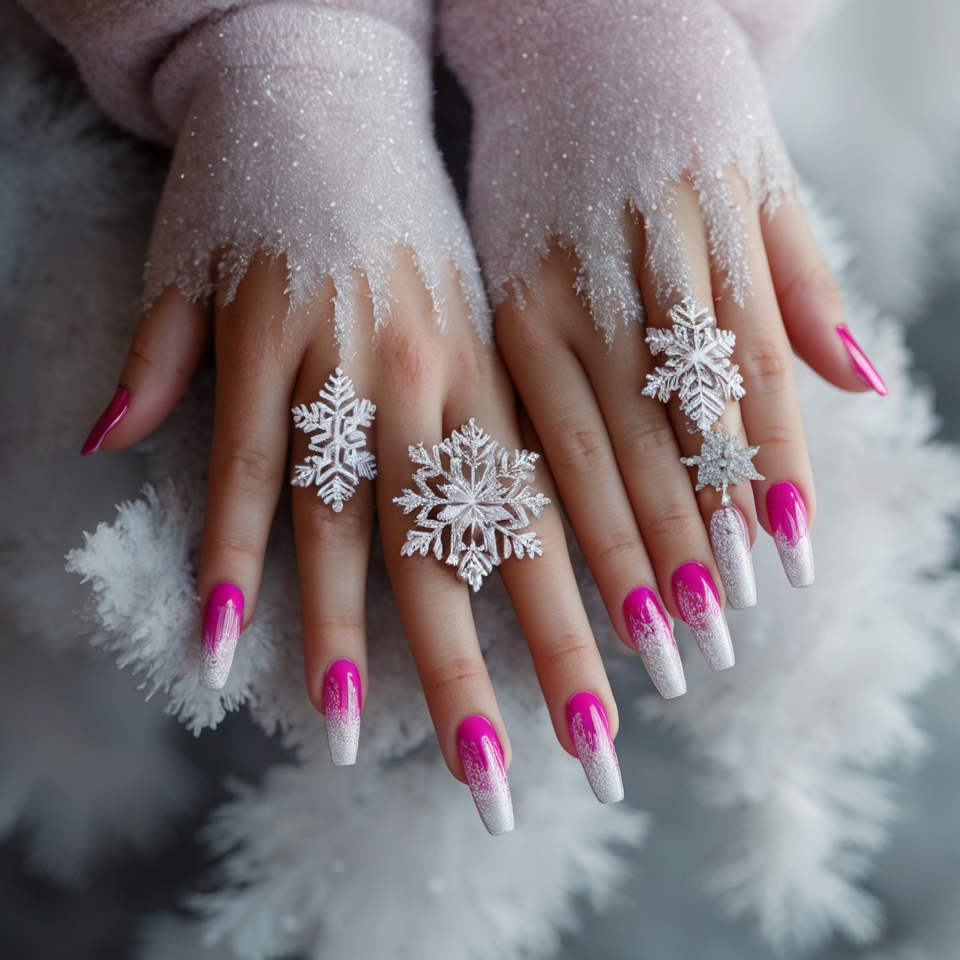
[199,583,243,690]
[623,586,685,698]
[457,715,513,835]
[81,386,130,455]
[324,658,362,766]
[766,481,815,587]
[836,325,888,396]
[671,561,734,671]
[566,692,623,803]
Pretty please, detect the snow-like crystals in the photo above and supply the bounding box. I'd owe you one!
[643,297,745,431]
[682,424,763,503]
[394,420,550,591]
[291,367,376,513]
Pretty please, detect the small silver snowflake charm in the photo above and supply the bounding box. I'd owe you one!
[291,368,376,513]
[393,420,551,592]
[642,297,746,432]
[681,424,763,504]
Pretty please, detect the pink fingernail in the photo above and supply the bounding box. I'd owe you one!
[623,586,685,698]
[199,583,243,690]
[80,386,130,455]
[671,561,734,671]
[457,716,514,836]
[766,481,815,587]
[566,692,623,803]
[836,324,888,396]
[324,658,362,766]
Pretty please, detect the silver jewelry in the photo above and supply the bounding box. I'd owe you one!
[681,424,763,506]
[393,419,550,592]
[291,367,376,512]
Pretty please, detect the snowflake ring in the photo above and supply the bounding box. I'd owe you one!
[393,419,551,592]
[291,367,377,513]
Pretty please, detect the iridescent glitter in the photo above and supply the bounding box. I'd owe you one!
[566,693,624,804]
[199,583,244,690]
[709,505,757,609]
[623,586,686,699]
[457,716,514,836]
[672,561,735,671]
[324,659,362,766]
[767,481,815,588]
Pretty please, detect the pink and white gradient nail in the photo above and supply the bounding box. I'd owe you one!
[710,504,756,609]
[324,658,362,766]
[671,562,734,671]
[199,582,243,690]
[766,481,815,588]
[457,715,514,836]
[566,692,624,804]
[623,586,686,699]
[81,386,130,456]
[836,324,888,397]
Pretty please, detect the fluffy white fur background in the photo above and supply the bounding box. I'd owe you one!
[2,1,960,958]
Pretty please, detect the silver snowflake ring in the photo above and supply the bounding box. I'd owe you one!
[291,367,376,513]
[393,419,551,592]
[681,424,764,505]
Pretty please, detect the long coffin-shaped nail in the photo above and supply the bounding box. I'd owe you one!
[457,716,514,836]
[672,561,735,671]
[81,386,130,455]
[836,324,888,396]
[767,481,815,587]
[324,659,362,766]
[199,583,244,689]
[710,504,757,609]
[623,586,686,698]
[566,692,624,803]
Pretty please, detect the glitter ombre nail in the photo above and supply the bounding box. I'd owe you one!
[457,715,514,836]
[671,561,734,671]
[709,504,756,609]
[767,482,814,588]
[566,692,624,803]
[622,586,685,698]
[324,659,362,766]
[199,583,243,690]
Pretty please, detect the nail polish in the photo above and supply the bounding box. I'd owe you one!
[324,659,362,766]
[671,561,734,671]
[766,482,815,587]
[836,324,888,397]
[457,716,514,836]
[199,583,244,690]
[622,586,686,698]
[566,692,624,803]
[81,386,130,455]
[709,504,757,609]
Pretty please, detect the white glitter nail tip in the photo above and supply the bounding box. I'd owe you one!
[710,505,757,609]
[568,696,624,804]
[624,589,686,699]
[324,663,361,767]
[775,531,815,588]
[459,719,514,836]
[673,566,735,672]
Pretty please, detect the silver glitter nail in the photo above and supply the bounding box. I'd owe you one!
[709,505,757,609]
[625,596,686,699]
[199,599,240,690]
[570,707,624,804]
[460,736,514,836]
[775,528,815,588]
[674,579,735,671]
[325,672,361,767]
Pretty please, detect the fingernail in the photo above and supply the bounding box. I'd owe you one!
[457,716,514,836]
[767,481,815,587]
[672,561,735,671]
[81,386,130,455]
[199,583,243,689]
[623,586,686,698]
[324,658,362,766]
[836,324,888,396]
[566,692,624,803]
[709,505,756,609]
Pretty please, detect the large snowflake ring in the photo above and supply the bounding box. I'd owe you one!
[393,420,551,592]
[291,368,376,513]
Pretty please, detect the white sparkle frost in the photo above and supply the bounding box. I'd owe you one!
[643,298,745,431]
[394,420,550,591]
[291,367,376,512]
[682,424,763,502]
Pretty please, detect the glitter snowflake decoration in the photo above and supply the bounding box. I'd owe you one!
[681,424,763,504]
[291,368,376,512]
[394,420,551,592]
[642,297,746,431]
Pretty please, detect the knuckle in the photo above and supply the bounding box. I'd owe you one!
[205,534,262,566]
[785,257,842,311]
[217,446,279,494]
[589,534,641,573]
[126,332,159,376]
[495,301,552,359]
[738,335,788,396]
[550,419,607,478]
[381,330,445,403]
[300,501,368,548]
[645,506,701,546]
[425,656,486,698]
[618,413,678,468]
[539,631,595,671]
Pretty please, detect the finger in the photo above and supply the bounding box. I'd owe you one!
[763,199,887,396]
[445,345,626,802]
[83,286,209,454]
[197,255,304,690]
[292,340,376,766]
